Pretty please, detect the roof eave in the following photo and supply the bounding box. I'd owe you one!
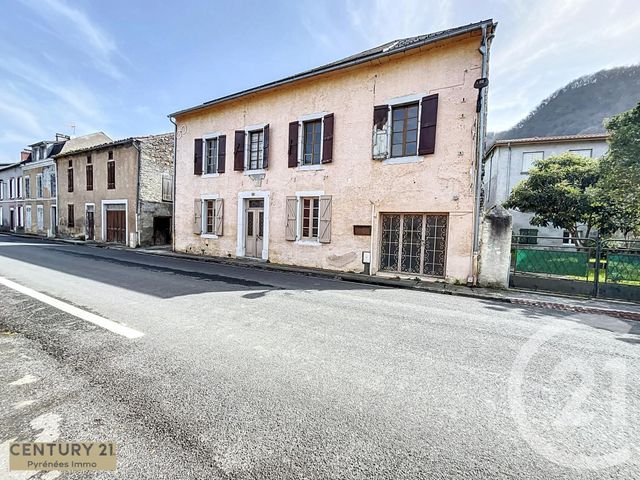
[169,19,495,119]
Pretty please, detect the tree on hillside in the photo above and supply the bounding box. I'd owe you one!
[596,102,640,237]
[503,152,608,242]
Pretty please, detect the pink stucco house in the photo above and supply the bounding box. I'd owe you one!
[169,19,496,283]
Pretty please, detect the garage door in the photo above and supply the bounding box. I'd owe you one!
[106,207,126,244]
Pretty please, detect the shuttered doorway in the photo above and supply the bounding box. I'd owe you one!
[105,203,126,244]
[380,213,448,277]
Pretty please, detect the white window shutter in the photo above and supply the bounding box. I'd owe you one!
[193,199,202,234]
[319,195,332,243]
[214,198,223,236]
[285,196,297,241]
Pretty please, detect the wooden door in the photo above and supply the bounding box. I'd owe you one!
[86,211,95,240]
[106,210,126,244]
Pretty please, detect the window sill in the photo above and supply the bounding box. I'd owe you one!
[295,239,321,246]
[243,169,266,176]
[296,164,324,171]
[200,233,219,239]
[382,155,423,165]
[202,173,220,178]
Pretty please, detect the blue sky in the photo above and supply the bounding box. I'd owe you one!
[1,0,639,163]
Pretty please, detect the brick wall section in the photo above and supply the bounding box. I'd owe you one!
[139,133,174,202]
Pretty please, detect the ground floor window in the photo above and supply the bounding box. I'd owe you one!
[36,205,44,230]
[301,197,320,240]
[205,199,216,234]
[68,204,75,228]
[380,213,448,277]
[516,228,538,245]
[25,205,32,229]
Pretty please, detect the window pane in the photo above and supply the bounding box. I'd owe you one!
[406,142,417,156]
[392,132,403,145]
[247,211,253,236]
[391,144,403,157]
[380,214,400,271]
[393,119,404,132]
[406,130,417,143]
[407,116,418,130]
[392,108,405,120]
[408,105,418,118]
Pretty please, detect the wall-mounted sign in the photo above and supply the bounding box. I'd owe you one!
[353,225,372,236]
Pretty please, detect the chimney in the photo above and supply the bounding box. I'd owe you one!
[20,150,31,162]
[55,133,70,142]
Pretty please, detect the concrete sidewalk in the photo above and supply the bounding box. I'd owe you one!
[4,232,639,321]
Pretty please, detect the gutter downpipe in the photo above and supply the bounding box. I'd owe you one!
[169,117,177,253]
[471,24,492,285]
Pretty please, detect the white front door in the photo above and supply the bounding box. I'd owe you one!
[244,199,264,258]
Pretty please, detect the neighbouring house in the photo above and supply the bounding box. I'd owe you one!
[169,20,496,282]
[22,134,70,237]
[483,133,610,245]
[54,133,174,246]
[0,150,31,232]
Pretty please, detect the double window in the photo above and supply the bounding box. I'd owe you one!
[391,103,419,157]
[24,176,30,198]
[516,228,538,245]
[195,197,223,236]
[36,174,43,198]
[301,197,319,239]
[285,194,332,243]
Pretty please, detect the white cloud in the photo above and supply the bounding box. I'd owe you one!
[19,0,124,79]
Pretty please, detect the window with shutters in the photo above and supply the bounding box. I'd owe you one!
[248,130,264,170]
[205,137,219,174]
[107,160,115,189]
[302,120,322,165]
[24,176,30,198]
[36,174,43,198]
[301,197,320,240]
[391,103,419,157]
[199,196,223,237]
[67,204,75,228]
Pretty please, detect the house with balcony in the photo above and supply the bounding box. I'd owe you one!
[54,133,174,246]
[169,20,496,283]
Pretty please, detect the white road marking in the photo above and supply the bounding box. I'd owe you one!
[0,277,144,339]
[9,374,39,386]
[0,242,62,247]
[13,400,36,410]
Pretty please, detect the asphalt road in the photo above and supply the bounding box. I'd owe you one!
[1,233,639,479]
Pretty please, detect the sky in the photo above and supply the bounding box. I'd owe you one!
[1,0,639,163]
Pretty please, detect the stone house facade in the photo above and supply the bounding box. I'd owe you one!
[21,136,69,237]
[54,133,174,246]
[483,134,610,245]
[170,20,495,283]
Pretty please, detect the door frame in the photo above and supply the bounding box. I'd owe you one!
[101,199,128,243]
[236,191,269,260]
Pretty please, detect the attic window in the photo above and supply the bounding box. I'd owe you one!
[68,160,72,167]
[108,150,114,160]
[87,155,92,164]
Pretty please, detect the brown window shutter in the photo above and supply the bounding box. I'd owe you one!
[318,195,332,243]
[262,124,269,169]
[234,130,245,171]
[214,198,223,236]
[322,113,334,164]
[285,196,297,240]
[418,94,438,155]
[194,138,203,175]
[288,121,298,168]
[217,135,226,173]
[372,105,389,160]
[193,199,202,234]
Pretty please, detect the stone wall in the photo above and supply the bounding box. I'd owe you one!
[139,200,172,246]
[139,133,174,203]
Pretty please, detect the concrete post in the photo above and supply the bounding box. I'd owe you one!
[478,205,512,288]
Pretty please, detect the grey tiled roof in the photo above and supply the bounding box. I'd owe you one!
[169,19,495,118]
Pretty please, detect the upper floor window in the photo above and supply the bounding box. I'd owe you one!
[302,120,322,165]
[36,174,43,198]
[522,151,544,173]
[391,103,419,157]
[9,177,15,199]
[569,148,593,158]
[205,138,219,174]
[67,163,74,192]
[24,176,30,198]
[107,160,115,189]
[86,163,93,191]
[162,173,172,201]
[17,176,22,198]
[248,130,264,170]
[108,150,114,160]
[0,180,4,200]
[50,174,56,197]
